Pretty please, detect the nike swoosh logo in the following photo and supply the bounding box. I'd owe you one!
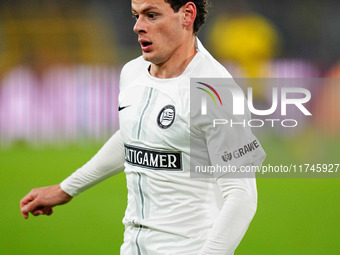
[118,105,131,111]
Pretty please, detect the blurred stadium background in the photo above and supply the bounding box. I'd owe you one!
[0,0,339,254]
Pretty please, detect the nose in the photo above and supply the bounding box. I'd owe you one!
[133,16,146,34]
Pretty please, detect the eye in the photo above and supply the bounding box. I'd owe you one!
[132,14,139,20]
[148,13,157,19]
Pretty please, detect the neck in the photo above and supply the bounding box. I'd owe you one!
[150,36,197,79]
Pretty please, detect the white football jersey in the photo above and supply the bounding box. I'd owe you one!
[118,39,266,254]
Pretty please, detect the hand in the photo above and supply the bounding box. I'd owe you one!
[20,184,73,219]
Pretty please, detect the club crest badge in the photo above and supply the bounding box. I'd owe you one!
[222,152,232,162]
[157,105,175,129]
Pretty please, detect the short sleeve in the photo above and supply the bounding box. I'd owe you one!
[190,78,266,178]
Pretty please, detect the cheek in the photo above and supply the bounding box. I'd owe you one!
[159,16,182,38]
[161,25,180,44]
[170,19,184,41]
[152,17,182,51]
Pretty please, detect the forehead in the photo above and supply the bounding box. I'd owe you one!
[131,0,170,12]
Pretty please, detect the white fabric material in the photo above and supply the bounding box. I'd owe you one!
[60,38,266,254]
[118,38,265,254]
[199,175,257,255]
[60,130,125,197]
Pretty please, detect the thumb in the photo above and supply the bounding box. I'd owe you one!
[24,199,41,215]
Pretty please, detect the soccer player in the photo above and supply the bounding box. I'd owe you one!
[20,0,266,254]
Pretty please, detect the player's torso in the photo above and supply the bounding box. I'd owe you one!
[119,81,189,163]
[117,51,233,253]
[118,68,221,251]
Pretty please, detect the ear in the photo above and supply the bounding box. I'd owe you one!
[181,2,197,31]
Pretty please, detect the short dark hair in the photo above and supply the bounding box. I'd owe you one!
[164,0,209,35]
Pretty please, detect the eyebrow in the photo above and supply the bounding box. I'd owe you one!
[131,6,159,14]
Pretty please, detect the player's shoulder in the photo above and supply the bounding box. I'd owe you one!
[199,53,232,78]
[194,38,232,78]
[119,55,150,91]
[121,55,148,77]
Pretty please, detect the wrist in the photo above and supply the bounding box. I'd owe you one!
[57,184,73,202]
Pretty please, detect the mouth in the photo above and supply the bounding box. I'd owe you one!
[139,40,152,52]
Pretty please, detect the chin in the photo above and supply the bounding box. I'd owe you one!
[142,52,163,65]
[142,53,152,61]
[142,55,157,64]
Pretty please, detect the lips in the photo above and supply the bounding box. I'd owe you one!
[139,39,152,51]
